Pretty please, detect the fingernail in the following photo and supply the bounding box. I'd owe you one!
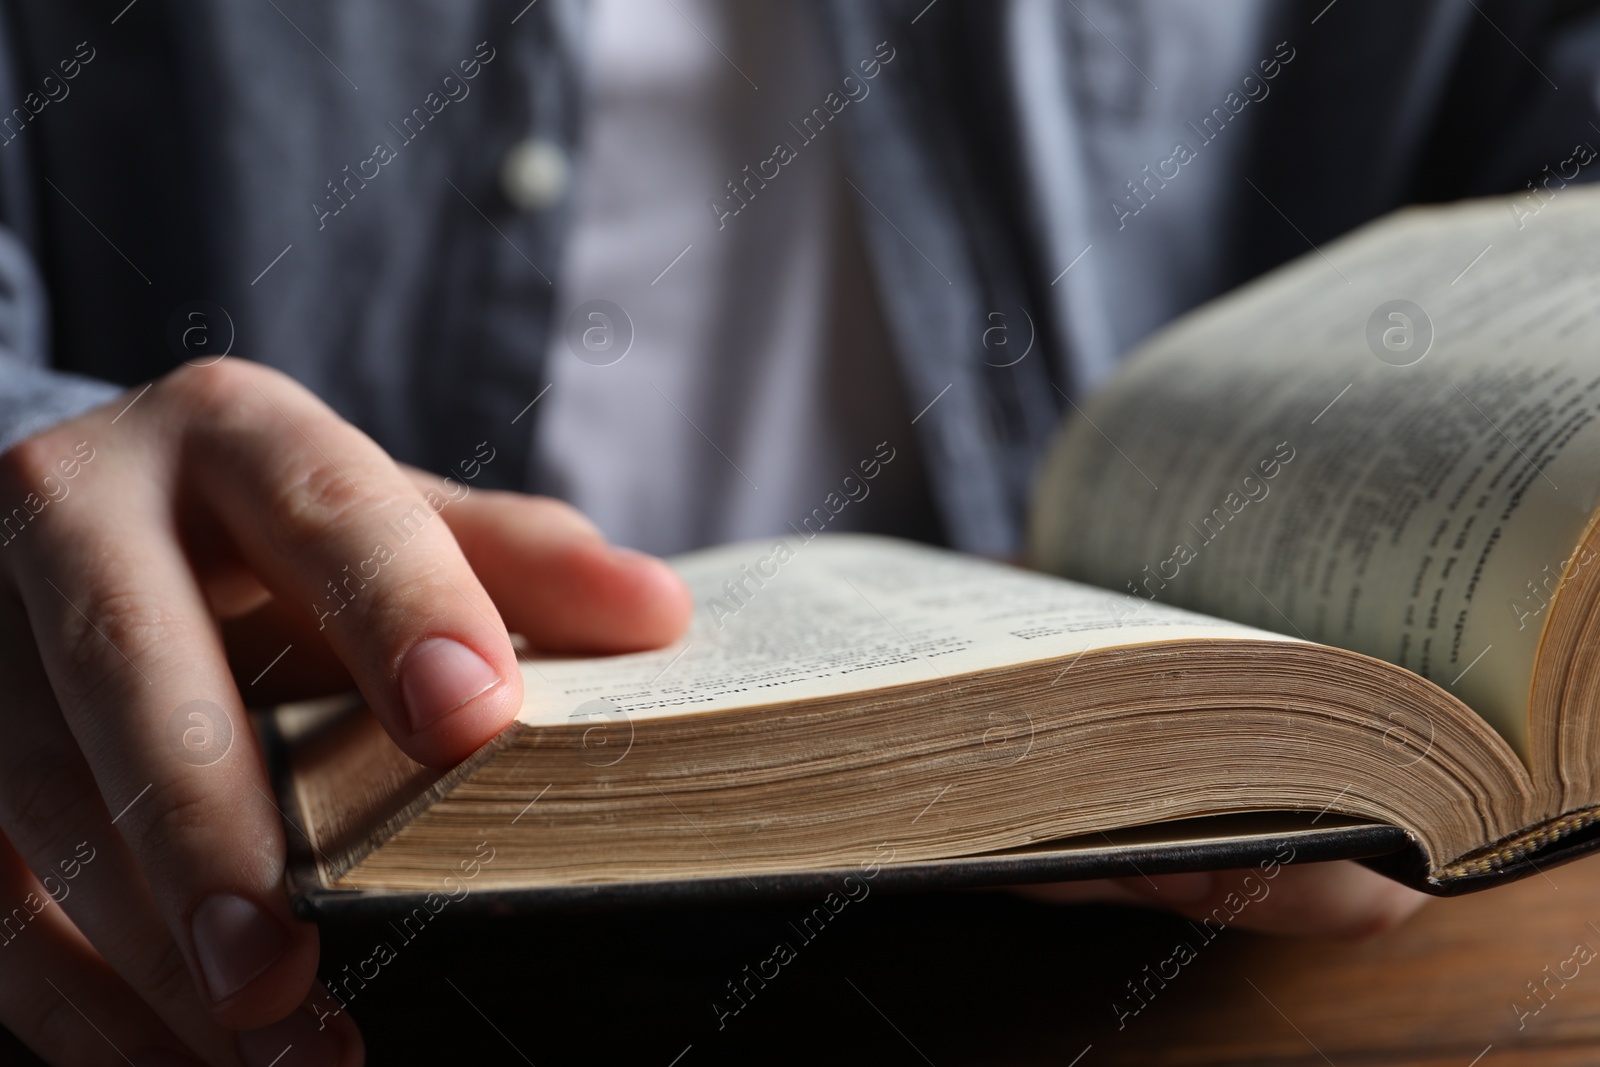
[191,892,289,1004]
[1128,872,1214,904]
[400,637,502,733]
[239,1003,346,1067]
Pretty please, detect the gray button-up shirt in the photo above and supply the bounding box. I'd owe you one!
[0,0,1597,555]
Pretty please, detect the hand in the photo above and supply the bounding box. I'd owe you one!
[1017,861,1429,939]
[0,359,691,1066]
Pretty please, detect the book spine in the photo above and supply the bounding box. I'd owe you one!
[1441,804,1600,879]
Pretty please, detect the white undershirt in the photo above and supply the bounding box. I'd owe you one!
[535,0,935,557]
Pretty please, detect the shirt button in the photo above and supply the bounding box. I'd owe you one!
[500,138,571,210]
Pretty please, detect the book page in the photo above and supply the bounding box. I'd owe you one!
[516,535,1290,724]
[1032,186,1600,754]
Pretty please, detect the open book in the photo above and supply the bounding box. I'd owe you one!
[271,185,1600,915]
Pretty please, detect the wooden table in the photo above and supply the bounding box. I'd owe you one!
[7,853,1599,1064]
[1049,853,1600,1067]
[324,853,1600,1065]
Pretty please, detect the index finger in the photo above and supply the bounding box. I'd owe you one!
[185,363,523,766]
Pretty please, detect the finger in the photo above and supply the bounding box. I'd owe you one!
[0,589,240,1060]
[1113,860,1429,939]
[183,363,522,766]
[1,421,320,1029]
[236,984,364,1067]
[0,831,202,1067]
[402,467,692,653]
